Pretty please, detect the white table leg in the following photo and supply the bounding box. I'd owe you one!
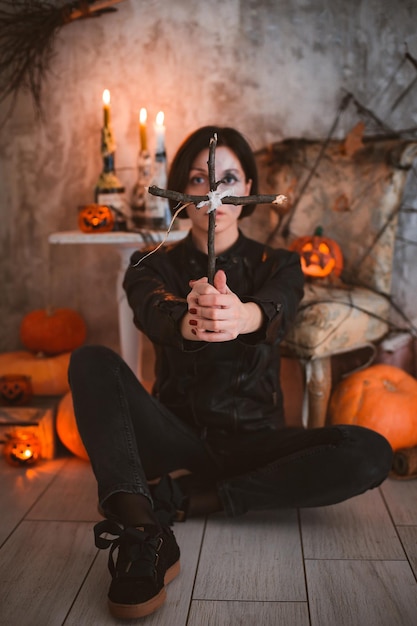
[115,247,142,380]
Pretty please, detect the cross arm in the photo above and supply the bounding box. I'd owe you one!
[148,185,288,210]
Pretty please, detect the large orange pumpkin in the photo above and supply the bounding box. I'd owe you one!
[289,227,343,278]
[20,308,87,356]
[56,391,89,461]
[0,351,71,395]
[329,364,417,451]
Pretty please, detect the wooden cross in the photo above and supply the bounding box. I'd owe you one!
[148,134,288,284]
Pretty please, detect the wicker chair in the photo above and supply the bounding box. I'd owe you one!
[256,137,417,428]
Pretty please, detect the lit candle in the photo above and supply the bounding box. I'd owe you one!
[154,111,166,155]
[102,89,111,127]
[139,107,148,152]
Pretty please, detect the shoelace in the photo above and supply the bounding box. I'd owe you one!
[150,475,189,525]
[94,520,162,578]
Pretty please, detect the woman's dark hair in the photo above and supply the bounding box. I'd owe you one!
[167,126,258,219]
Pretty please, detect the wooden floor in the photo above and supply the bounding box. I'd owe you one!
[1,455,417,626]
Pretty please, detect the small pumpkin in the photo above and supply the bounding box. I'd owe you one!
[0,351,71,396]
[289,227,343,278]
[3,431,42,466]
[20,308,87,356]
[78,203,115,233]
[56,391,89,461]
[0,374,33,406]
[329,364,417,451]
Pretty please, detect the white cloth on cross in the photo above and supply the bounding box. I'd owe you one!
[196,189,234,213]
[273,194,287,205]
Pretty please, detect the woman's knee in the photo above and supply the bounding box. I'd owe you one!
[340,425,393,487]
[69,345,122,382]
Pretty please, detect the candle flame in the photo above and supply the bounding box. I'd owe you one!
[103,89,111,105]
[139,108,147,124]
[156,111,164,126]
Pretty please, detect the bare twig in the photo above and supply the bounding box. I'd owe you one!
[69,0,124,21]
[207,134,218,284]
[0,0,125,117]
[148,186,287,209]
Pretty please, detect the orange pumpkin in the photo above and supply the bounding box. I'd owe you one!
[20,308,87,356]
[0,374,33,406]
[0,351,70,395]
[78,203,115,233]
[329,364,417,451]
[289,228,343,278]
[56,391,89,461]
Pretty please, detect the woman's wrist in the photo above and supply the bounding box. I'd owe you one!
[240,301,264,335]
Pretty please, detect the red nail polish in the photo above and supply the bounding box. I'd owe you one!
[189,319,197,326]
[189,308,197,315]
[191,328,197,335]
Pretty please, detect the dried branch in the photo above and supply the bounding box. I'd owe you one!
[0,0,124,117]
[207,134,218,284]
[69,0,124,21]
[148,186,287,209]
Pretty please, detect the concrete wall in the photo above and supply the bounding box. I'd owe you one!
[1,0,416,353]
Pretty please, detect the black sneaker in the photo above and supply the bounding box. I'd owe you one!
[94,520,180,619]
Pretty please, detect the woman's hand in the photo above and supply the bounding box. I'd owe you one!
[180,270,263,342]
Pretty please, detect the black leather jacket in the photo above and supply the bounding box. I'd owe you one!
[123,231,304,439]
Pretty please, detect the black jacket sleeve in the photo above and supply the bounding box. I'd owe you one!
[123,247,202,351]
[240,247,304,345]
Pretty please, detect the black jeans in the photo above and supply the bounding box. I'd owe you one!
[68,345,393,518]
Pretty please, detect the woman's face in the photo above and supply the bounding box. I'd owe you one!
[184,146,252,239]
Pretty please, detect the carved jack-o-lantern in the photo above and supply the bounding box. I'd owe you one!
[289,228,343,278]
[0,374,33,406]
[78,203,115,233]
[3,431,41,466]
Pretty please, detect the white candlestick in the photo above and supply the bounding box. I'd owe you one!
[154,111,166,155]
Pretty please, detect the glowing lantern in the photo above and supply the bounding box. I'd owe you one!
[3,431,41,466]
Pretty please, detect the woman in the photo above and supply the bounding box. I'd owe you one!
[69,126,392,620]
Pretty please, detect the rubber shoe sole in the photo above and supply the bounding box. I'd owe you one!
[108,558,181,619]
